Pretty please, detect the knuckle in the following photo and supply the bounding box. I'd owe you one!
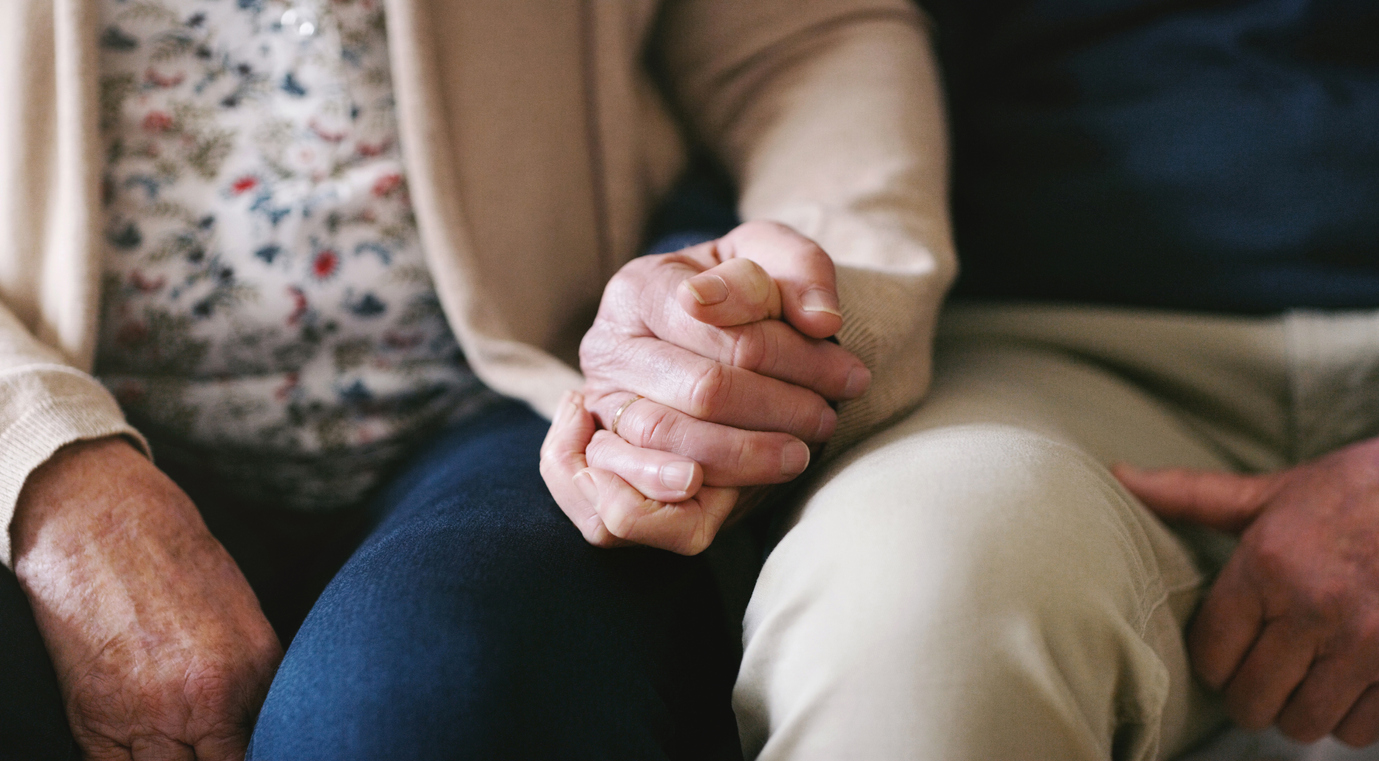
[741,219,793,241]
[603,497,659,542]
[1353,613,1379,648]
[680,532,712,557]
[605,339,645,379]
[740,256,771,282]
[1247,538,1300,584]
[1280,704,1330,743]
[724,327,761,369]
[1338,721,1379,748]
[727,434,759,477]
[252,630,283,662]
[788,396,831,438]
[557,449,587,475]
[604,268,646,303]
[583,431,610,459]
[750,220,828,260]
[582,520,615,548]
[579,348,631,387]
[723,433,785,482]
[618,403,662,449]
[585,433,626,473]
[686,512,718,556]
[184,664,240,718]
[538,455,556,480]
[540,445,584,480]
[601,501,638,540]
[688,363,731,420]
[725,324,776,371]
[578,330,628,377]
[1297,578,1347,624]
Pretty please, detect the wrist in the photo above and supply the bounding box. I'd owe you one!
[11,435,151,567]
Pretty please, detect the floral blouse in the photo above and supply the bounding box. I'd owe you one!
[95,0,492,509]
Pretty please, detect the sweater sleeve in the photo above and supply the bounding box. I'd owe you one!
[0,302,149,568]
[654,0,956,457]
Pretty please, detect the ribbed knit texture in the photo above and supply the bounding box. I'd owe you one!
[0,365,148,566]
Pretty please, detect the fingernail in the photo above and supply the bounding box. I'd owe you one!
[685,274,729,305]
[574,469,598,503]
[800,288,841,317]
[814,408,837,441]
[842,365,871,399]
[781,440,811,477]
[659,462,695,493]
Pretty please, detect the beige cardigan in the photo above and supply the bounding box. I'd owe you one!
[0,0,955,566]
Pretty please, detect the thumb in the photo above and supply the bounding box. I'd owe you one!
[678,257,783,327]
[1112,463,1282,533]
[703,221,842,339]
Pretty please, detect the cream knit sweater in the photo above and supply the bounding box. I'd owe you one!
[0,0,955,566]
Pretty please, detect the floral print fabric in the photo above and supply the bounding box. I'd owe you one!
[96,0,490,509]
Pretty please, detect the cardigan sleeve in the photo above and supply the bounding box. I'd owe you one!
[0,302,149,568]
[0,0,151,568]
[654,0,957,458]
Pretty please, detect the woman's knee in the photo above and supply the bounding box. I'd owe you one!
[251,487,738,761]
[249,502,576,755]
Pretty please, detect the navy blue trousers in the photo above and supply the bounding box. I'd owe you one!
[0,403,743,761]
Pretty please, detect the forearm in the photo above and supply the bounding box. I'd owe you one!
[12,433,280,761]
[659,1,957,454]
[11,436,147,569]
[0,303,150,568]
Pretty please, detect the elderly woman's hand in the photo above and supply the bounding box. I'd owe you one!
[11,437,281,761]
[541,222,869,554]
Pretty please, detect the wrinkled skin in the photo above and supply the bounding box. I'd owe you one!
[543,221,870,554]
[12,437,281,761]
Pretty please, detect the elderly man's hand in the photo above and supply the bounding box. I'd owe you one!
[11,437,281,761]
[541,221,869,554]
[1115,437,1379,747]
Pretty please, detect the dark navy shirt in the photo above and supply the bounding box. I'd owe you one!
[926,0,1379,312]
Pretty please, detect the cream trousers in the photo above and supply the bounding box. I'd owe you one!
[734,303,1379,760]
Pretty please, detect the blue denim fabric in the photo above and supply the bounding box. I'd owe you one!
[246,402,743,761]
[1,174,745,761]
[0,403,741,761]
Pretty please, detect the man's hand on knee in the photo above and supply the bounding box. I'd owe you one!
[544,222,870,554]
[1116,437,1379,748]
[10,437,281,761]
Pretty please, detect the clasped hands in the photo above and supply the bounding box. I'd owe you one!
[541,221,870,555]
[544,218,1379,749]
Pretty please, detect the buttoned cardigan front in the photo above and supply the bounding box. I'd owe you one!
[0,0,956,565]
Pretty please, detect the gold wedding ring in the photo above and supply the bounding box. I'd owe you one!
[609,394,643,438]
